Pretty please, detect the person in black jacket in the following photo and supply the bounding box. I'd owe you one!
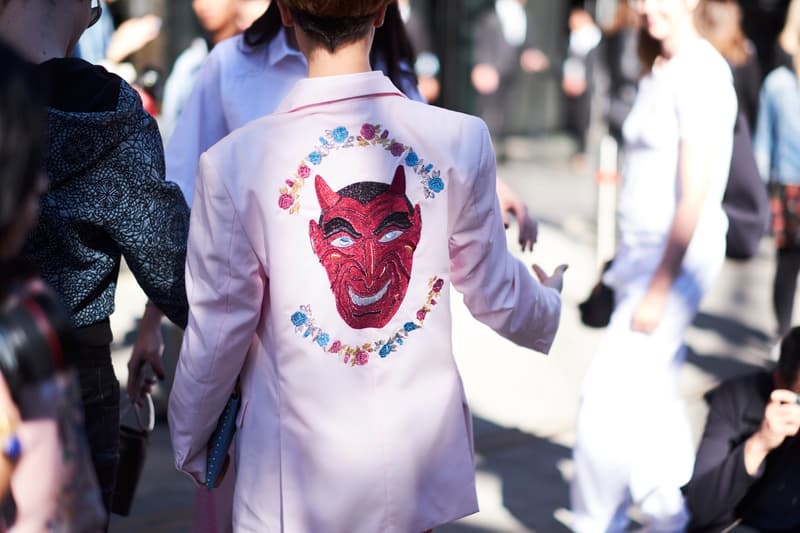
[684,327,800,533]
[0,0,189,521]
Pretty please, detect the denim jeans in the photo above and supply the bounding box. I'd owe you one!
[74,349,120,518]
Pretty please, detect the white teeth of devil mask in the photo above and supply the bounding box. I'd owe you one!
[349,281,391,307]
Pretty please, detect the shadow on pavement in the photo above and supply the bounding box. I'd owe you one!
[685,345,767,384]
[692,311,770,349]
[469,416,572,533]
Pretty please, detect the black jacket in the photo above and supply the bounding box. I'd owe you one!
[24,58,189,331]
[684,372,800,533]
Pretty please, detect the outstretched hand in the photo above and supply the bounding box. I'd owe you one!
[532,264,568,293]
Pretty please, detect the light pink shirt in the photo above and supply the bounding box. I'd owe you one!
[168,71,561,532]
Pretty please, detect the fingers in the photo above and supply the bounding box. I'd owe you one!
[771,389,799,404]
[531,264,567,293]
[531,264,547,283]
[150,356,166,380]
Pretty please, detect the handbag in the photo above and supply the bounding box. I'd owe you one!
[722,112,770,260]
[769,182,800,249]
[206,382,241,491]
[578,260,615,328]
[112,392,154,516]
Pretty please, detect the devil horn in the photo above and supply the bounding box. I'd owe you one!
[314,175,340,211]
[388,166,406,195]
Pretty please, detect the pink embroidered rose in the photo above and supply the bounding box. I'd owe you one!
[278,194,294,210]
[433,279,444,292]
[343,353,351,364]
[360,124,376,140]
[297,164,311,179]
[389,142,405,156]
[381,129,389,139]
[285,179,295,187]
[430,299,437,306]
[416,309,427,321]
[356,351,369,366]
[329,340,342,353]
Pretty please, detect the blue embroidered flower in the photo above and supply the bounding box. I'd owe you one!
[291,312,307,327]
[424,164,434,173]
[428,176,444,193]
[379,343,393,358]
[405,151,419,166]
[309,151,323,165]
[317,333,330,347]
[319,137,329,146]
[332,127,349,143]
[403,322,417,333]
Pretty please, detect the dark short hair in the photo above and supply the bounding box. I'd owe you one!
[290,8,376,52]
[0,40,48,239]
[778,326,800,385]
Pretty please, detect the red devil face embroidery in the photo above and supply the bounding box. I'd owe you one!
[310,166,422,329]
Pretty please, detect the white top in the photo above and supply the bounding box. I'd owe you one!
[165,31,307,206]
[612,39,736,283]
[165,30,421,207]
[168,71,562,532]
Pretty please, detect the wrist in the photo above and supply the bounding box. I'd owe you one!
[0,415,20,465]
[744,432,772,475]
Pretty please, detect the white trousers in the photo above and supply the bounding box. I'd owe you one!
[570,272,706,533]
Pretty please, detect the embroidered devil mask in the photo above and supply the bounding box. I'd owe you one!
[309,166,423,330]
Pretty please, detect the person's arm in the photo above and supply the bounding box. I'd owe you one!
[753,83,773,183]
[168,152,265,485]
[126,301,166,405]
[496,175,538,252]
[448,120,562,353]
[631,63,737,332]
[102,84,190,329]
[684,383,763,527]
[0,376,19,501]
[165,47,230,207]
[743,389,800,473]
[471,11,502,95]
[630,136,712,331]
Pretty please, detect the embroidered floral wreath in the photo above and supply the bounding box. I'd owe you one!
[290,276,445,367]
[277,123,444,214]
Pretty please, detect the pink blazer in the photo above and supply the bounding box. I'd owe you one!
[169,71,561,532]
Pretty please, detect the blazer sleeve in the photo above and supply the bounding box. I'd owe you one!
[102,88,190,328]
[684,383,762,528]
[165,49,230,207]
[168,153,266,485]
[448,121,561,353]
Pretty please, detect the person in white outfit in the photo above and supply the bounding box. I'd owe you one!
[569,0,737,531]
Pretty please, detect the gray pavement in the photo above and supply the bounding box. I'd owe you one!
[108,139,778,532]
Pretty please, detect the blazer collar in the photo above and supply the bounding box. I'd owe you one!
[275,71,406,114]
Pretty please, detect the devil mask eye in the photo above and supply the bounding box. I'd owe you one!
[379,230,403,243]
[331,236,356,248]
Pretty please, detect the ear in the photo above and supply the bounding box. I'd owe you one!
[309,219,322,255]
[275,0,294,27]
[314,174,340,211]
[388,166,406,196]
[373,4,388,28]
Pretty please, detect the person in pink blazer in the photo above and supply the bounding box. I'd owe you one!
[168,1,565,531]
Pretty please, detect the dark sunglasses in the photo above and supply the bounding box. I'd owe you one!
[88,1,102,28]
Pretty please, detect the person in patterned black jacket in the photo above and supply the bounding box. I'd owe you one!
[0,0,189,520]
